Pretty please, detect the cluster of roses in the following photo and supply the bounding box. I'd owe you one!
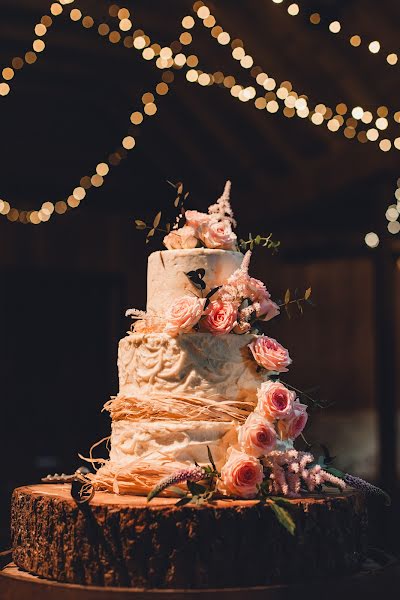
[163,180,237,252]
[164,251,280,336]
[163,208,237,252]
[219,336,309,499]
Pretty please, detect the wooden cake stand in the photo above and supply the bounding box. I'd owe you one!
[2,484,398,598]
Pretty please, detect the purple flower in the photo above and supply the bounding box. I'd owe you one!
[147,466,206,502]
[344,474,391,505]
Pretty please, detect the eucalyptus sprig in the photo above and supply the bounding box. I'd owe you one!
[239,233,280,254]
[134,180,189,244]
[284,381,332,410]
[278,287,312,318]
[135,211,170,244]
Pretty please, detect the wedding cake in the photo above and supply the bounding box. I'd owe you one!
[92,181,328,498]
[11,182,374,590]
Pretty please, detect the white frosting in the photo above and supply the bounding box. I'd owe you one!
[110,420,234,468]
[118,332,267,411]
[147,248,243,315]
[100,248,273,495]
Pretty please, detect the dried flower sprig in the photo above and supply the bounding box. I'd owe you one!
[263,449,346,497]
[147,447,219,504]
[342,474,391,505]
[208,180,236,227]
[239,233,280,253]
[147,465,207,502]
[278,287,313,318]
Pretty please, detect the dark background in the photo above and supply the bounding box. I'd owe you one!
[1,0,399,554]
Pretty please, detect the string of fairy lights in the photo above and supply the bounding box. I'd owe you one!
[270,0,399,69]
[0,0,398,245]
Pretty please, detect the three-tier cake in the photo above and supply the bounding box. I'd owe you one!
[10,182,369,589]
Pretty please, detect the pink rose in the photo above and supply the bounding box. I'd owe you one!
[238,412,277,457]
[256,297,280,322]
[202,299,237,335]
[184,210,211,229]
[278,400,308,440]
[256,381,296,420]
[164,295,206,335]
[198,218,237,250]
[248,336,291,373]
[163,225,198,250]
[245,277,279,322]
[220,448,264,499]
[245,276,268,299]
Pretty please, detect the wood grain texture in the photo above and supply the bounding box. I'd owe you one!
[11,485,368,589]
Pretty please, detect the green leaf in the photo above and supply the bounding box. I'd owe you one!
[169,486,186,497]
[268,501,296,536]
[153,211,161,228]
[269,496,294,507]
[135,219,146,230]
[207,445,217,471]
[305,287,312,300]
[147,487,159,502]
[187,481,206,496]
[175,496,192,507]
[284,289,291,305]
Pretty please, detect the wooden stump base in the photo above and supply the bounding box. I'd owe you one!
[2,558,400,600]
[11,484,368,589]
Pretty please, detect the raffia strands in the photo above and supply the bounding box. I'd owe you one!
[103,392,255,424]
[89,459,189,496]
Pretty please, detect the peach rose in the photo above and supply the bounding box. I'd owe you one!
[238,412,277,458]
[198,218,237,250]
[202,299,237,335]
[184,210,211,229]
[278,400,308,440]
[256,381,296,420]
[164,295,206,335]
[163,225,198,250]
[248,336,291,373]
[220,448,264,499]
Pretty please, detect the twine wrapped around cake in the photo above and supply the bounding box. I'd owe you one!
[90,457,190,495]
[103,391,255,423]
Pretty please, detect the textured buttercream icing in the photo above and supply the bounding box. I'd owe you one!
[147,248,243,315]
[118,332,268,415]
[110,420,234,468]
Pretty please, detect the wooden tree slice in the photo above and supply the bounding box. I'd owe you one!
[11,485,368,589]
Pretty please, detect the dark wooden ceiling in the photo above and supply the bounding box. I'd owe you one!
[0,0,399,240]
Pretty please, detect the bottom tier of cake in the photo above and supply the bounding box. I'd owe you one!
[11,485,367,589]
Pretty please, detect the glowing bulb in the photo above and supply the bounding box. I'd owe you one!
[368,41,380,53]
[351,106,364,119]
[365,232,379,248]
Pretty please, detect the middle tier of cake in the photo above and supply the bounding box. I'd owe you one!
[117,331,267,419]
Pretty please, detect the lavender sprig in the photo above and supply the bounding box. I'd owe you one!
[343,473,391,506]
[147,466,206,502]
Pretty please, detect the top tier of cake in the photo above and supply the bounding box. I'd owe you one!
[147,248,243,315]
